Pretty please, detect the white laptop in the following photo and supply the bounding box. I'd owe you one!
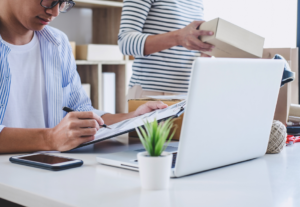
[97,58,284,178]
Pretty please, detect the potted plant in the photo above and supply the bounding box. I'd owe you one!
[136,117,176,190]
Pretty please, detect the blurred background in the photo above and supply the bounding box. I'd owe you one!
[49,0,298,113]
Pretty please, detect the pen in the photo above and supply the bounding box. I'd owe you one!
[62,107,111,129]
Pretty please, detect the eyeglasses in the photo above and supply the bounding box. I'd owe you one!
[40,0,75,13]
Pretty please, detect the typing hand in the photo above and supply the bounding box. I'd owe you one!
[134,101,168,117]
[45,111,104,151]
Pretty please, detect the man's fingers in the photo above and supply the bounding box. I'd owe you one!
[68,128,98,138]
[94,115,105,126]
[157,102,168,109]
[79,128,98,136]
[69,111,97,120]
[87,112,105,126]
[147,101,168,110]
[75,136,95,146]
[67,111,104,126]
[66,120,100,131]
[81,120,100,130]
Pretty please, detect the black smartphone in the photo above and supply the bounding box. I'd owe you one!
[10,153,83,171]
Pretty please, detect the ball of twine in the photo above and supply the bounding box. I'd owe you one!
[266,120,286,154]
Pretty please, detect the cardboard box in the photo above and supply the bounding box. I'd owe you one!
[262,48,299,124]
[128,99,184,141]
[289,104,300,117]
[263,48,298,104]
[273,83,291,124]
[69,41,76,59]
[76,44,124,61]
[199,18,265,58]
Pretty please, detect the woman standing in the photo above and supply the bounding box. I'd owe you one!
[118,0,214,99]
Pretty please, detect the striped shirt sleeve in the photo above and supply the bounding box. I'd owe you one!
[118,0,154,57]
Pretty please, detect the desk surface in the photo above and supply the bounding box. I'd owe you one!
[0,135,299,207]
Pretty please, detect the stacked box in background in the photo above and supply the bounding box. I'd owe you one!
[76,44,123,61]
[128,99,185,141]
[69,42,76,59]
[262,48,299,124]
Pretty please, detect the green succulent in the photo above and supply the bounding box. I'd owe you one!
[136,117,176,156]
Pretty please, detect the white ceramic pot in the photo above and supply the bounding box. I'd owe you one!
[137,151,172,190]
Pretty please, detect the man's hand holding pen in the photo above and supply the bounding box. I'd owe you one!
[43,101,168,152]
[63,107,110,129]
[44,111,104,152]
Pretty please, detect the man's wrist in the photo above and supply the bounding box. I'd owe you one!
[42,128,54,151]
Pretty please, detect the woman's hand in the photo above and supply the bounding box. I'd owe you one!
[176,21,214,52]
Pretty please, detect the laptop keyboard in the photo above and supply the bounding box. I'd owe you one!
[171,153,177,168]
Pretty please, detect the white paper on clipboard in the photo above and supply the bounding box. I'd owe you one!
[81,100,186,145]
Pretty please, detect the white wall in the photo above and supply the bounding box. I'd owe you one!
[203,0,298,48]
[50,8,93,44]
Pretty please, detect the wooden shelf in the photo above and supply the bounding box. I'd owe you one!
[75,60,127,65]
[71,4,127,113]
[76,60,128,113]
[74,0,123,8]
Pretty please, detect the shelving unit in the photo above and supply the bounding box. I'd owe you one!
[75,59,128,113]
[74,0,123,8]
[70,0,128,113]
[75,60,126,65]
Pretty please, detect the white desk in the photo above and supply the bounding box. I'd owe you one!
[0,135,299,207]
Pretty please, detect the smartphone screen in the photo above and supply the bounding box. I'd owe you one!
[19,154,74,164]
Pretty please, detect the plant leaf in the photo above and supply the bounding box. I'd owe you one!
[162,125,177,152]
[135,116,177,156]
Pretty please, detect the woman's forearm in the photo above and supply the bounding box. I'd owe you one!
[143,21,214,56]
[144,30,179,55]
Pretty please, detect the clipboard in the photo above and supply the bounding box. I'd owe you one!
[69,100,186,151]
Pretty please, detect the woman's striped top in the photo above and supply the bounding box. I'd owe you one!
[118,0,204,93]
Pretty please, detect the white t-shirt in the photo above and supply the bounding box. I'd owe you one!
[2,32,48,128]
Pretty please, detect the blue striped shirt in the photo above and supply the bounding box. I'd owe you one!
[0,26,106,131]
[118,0,204,93]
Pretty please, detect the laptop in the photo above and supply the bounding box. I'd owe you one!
[97,58,284,178]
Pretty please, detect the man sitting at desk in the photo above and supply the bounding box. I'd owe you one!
[0,0,167,153]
